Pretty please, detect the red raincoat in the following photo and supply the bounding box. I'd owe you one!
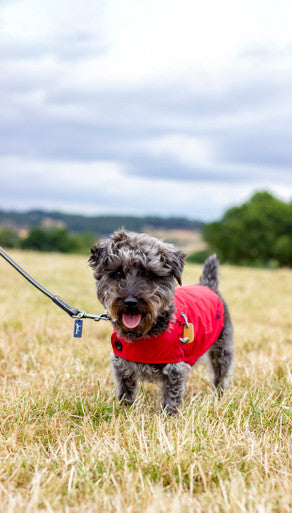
[111,285,225,366]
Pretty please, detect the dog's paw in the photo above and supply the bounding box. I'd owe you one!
[117,394,136,407]
[162,403,179,416]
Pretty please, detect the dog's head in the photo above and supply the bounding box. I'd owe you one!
[89,229,186,339]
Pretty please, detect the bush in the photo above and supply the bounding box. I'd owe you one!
[72,232,97,254]
[204,191,292,267]
[20,227,96,253]
[0,229,20,248]
[186,249,213,264]
[273,235,292,267]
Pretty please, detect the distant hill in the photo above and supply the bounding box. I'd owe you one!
[0,209,204,236]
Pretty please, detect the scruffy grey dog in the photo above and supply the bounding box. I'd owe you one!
[89,229,234,414]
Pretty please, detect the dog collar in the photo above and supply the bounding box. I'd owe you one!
[111,285,225,366]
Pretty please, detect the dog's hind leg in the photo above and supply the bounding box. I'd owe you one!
[161,362,191,414]
[207,340,234,395]
[111,354,138,405]
[207,310,234,394]
[207,297,234,394]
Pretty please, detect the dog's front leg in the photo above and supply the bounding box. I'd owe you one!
[110,354,138,405]
[161,362,191,415]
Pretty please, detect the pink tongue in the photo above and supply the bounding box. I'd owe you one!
[122,312,141,329]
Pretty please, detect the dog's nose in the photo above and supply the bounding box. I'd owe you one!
[123,297,138,309]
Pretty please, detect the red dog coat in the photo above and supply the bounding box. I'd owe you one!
[111,285,225,366]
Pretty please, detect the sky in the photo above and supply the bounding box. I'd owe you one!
[0,0,291,221]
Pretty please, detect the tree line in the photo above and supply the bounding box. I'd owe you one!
[0,227,96,254]
[0,211,204,234]
[0,192,291,267]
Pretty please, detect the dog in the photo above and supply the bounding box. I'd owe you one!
[89,229,234,414]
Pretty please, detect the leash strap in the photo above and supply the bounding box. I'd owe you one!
[0,246,111,336]
[0,246,80,317]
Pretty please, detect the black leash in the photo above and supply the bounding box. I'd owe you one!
[0,246,111,338]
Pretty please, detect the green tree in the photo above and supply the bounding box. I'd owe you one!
[0,228,20,248]
[21,227,79,253]
[20,227,97,254]
[48,228,80,253]
[186,249,212,264]
[204,192,292,267]
[21,227,51,251]
[73,232,97,254]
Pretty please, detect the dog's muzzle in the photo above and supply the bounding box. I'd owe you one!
[122,297,142,328]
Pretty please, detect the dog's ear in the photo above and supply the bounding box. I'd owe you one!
[169,249,186,286]
[88,240,108,270]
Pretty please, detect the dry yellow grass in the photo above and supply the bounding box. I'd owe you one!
[0,250,291,513]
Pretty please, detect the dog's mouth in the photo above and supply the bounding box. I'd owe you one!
[110,296,158,338]
[122,312,142,329]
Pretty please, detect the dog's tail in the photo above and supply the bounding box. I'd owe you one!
[199,254,219,291]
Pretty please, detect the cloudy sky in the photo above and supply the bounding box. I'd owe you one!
[1,0,291,220]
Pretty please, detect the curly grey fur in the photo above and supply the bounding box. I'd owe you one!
[89,229,234,414]
[199,254,220,291]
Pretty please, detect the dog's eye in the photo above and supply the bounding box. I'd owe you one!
[111,269,125,279]
[147,271,160,280]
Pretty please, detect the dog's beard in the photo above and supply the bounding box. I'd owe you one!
[108,294,173,339]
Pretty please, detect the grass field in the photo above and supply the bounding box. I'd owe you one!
[0,250,291,513]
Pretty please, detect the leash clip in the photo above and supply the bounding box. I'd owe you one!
[72,310,111,337]
[72,311,111,322]
[94,312,112,322]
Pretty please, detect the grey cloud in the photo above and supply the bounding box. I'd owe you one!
[219,131,292,172]
[0,45,292,187]
[0,31,105,63]
[239,43,292,62]
[1,106,291,187]
[125,152,292,184]
[125,155,236,182]
[46,72,291,119]
[0,167,227,220]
